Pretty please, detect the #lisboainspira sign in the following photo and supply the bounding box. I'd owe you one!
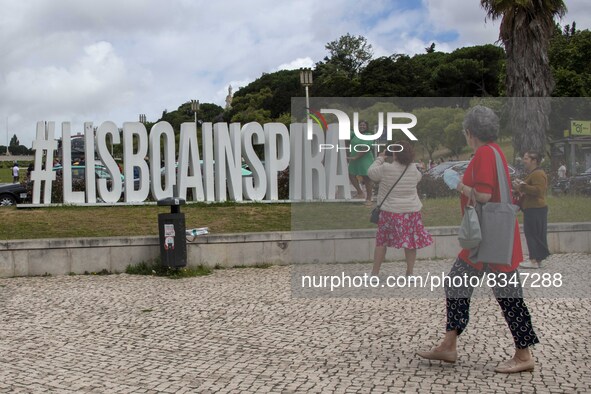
[30,112,417,205]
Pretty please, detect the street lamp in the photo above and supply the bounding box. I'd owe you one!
[299,68,313,118]
[191,100,200,125]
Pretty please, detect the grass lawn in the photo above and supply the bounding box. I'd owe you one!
[0,196,588,240]
[0,167,26,184]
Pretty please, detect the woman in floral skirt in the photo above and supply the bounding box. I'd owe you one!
[368,141,433,277]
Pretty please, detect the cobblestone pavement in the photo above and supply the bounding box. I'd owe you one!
[0,253,590,393]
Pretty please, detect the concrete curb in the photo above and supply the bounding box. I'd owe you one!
[1,222,589,277]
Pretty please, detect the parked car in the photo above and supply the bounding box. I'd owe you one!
[552,167,591,195]
[160,161,253,177]
[53,164,124,184]
[52,164,125,202]
[448,161,516,178]
[424,161,461,178]
[0,183,29,206]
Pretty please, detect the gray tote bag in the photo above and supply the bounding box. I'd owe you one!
[468,146,519,266]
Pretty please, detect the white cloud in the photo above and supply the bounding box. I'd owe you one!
[274,57,315,72]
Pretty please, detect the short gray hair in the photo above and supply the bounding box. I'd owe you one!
[462,105,499,142]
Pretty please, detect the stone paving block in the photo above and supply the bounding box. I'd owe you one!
[334,238,372,263]
[558,231,590,253]
[434,234,458,260]
[186,243,203,267]
[291,239,335,264]
[28,248,69,276]
[237,242,265,266]
[110,245,158,273]
[0,251,13,278]
[261,240,290,265]
[546,232,560,254]
[70,247,110,274]
[11,250,28,276]
[199,243,229,266]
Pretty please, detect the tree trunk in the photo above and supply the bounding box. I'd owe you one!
[501,11,554,158]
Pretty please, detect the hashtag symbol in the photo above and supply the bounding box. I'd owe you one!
[31,121,58,204]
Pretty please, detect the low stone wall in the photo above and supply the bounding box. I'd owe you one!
[0,223,589,277]
[0,155,33,162]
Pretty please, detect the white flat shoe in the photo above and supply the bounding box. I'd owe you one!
[494,358,535,373]
[416,349,457,363]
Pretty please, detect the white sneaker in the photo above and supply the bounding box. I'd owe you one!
[520,261,540,269]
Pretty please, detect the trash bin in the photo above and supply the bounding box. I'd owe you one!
[157,197,187,268]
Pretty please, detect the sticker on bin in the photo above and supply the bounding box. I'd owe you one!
[164,236,175,250]
[164,224,175,237]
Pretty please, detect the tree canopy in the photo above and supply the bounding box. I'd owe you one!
[151,29,590,161]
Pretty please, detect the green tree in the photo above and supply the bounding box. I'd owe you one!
[481,0,567,157]
[9,145,32,155]
[230,87,273,124]
[323,33,373,78]
[358,102,403,128]
[9,134,19,148]
[412,107,454,161]
[231,70,300,119]
[198,103,225,122]
[443,109,467,158]
[432,59,485,96]
[158,101,224,131]
[549,23,591,97]
[439,45,505,97]
[314,34,373,96]
[359,54,434,96]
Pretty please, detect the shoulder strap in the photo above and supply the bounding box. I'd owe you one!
[377,165,409,208]
[487,145,512,203]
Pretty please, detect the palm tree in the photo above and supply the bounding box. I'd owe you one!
[481,0,567,157]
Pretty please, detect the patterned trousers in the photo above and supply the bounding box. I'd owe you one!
[445,258,540,349]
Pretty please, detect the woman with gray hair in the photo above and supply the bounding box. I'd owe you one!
[417,106,539,373]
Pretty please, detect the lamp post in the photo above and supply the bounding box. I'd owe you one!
[299,68,313,118]
[5,117,9,156]
[191,100,200,125]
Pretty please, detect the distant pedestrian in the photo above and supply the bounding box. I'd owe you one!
[557,162,567,179]
[514,152,550,269]
[417,159,425,173]
[348,120,374,204]
[26,163,33,180]
[12,162,19,183]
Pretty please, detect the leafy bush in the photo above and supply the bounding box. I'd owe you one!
[126,259,212,278]
[278,168,290,200]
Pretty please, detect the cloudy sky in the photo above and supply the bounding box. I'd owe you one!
[1,0,589,147]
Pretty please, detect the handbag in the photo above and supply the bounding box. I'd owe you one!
[467,146,519,266]
[370,206,381,224]
[458,189,481,249]
[370,164,409,224]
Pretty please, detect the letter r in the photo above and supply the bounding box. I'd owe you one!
[387,112,418,141]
